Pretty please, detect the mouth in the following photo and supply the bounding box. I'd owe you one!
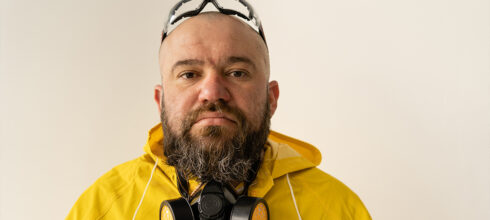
[194,113,237,127]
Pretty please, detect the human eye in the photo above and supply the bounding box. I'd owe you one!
[178,71,197,79]
[227,70,249,79]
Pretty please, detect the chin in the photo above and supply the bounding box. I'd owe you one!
[192,125,237,140]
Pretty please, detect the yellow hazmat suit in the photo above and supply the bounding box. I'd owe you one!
[67,124,371,219]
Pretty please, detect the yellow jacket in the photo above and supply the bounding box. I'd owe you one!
[67,124,371,219]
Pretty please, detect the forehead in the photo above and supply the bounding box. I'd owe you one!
[159,14,267,73]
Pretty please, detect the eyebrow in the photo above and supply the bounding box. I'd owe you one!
[226,56,256,71]
[171,59,204,74]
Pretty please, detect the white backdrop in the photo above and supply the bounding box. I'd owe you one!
[1,0,489,219]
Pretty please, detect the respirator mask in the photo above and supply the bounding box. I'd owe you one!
[160,172,269,220]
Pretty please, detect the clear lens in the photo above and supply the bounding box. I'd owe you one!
[214,0,251,17]
[215,0,262,30]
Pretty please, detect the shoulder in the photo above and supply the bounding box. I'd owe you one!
[66,154,154,219]
[291,168,371,219]
[270,168,372,220]
[290,168,354,197]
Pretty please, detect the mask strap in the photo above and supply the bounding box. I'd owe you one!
[176,171,190,200]
[242,159,261,196]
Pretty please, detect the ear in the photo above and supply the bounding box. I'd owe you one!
[268,80,280,117]
[154,84,163,113]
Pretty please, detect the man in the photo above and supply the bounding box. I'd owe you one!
[67,1,371,219]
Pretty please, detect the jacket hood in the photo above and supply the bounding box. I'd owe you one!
[142,123,322,197]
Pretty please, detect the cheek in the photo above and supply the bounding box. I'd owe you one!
[233,86,268,127]
[162,88,195,131]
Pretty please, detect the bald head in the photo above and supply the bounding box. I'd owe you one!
[159,12,270,80]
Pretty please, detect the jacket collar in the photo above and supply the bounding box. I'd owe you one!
[143,123,321,197]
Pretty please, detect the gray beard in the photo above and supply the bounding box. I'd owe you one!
[161,99,270,184]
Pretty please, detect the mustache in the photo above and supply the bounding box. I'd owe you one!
[180,100,247,134]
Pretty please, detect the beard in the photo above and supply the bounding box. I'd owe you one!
[160,97,270,184]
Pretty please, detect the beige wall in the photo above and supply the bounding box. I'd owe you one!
[1,0,489,219]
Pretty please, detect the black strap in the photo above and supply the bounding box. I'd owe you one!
[243,159,261,196]
[177,171,190,200]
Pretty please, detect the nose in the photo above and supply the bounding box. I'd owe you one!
[197,72,231,104]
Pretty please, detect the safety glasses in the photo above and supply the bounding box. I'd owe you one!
[161,0,266,45]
